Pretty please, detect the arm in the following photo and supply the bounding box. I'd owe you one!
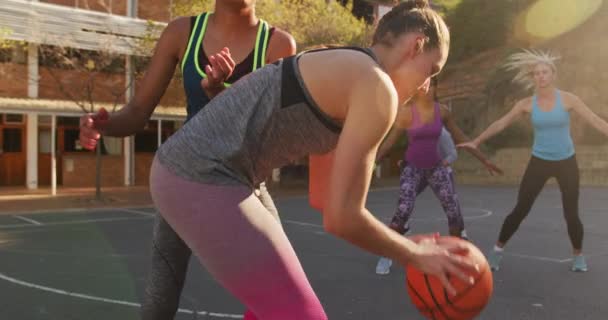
[442,106,503,175]
[564,92,608,137]
[469,99,528,147]
[79,17,189,149]
[265,28,297,63]
[323,72,475,294]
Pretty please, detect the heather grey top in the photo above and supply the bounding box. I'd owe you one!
[157,48,378,187]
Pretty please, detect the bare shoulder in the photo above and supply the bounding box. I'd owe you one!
[356,63,396,103]
[514,96,533,113]
[266,27,297,62]
[558,90,583,107]
[149,16,191,60]
[165,16,192,35]
[349,64,398,120]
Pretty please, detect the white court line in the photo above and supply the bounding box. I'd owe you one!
[502,252,608,263]
[13,215,43,226]
[504,252,571,263]
[0,216,151,230]
[283,220,324,229]
[117,208,156,217]
[283,208,492,230]
[0,271,243,319]
[410,208,493,222]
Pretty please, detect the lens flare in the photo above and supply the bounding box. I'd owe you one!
[516,0,602,42]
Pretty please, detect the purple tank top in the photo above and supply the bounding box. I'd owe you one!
[405,103,443,168]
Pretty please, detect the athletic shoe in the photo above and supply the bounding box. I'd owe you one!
[461,229,469,241]
[376,257,393,275]
[487,249,503,271]
[571,255,588,272]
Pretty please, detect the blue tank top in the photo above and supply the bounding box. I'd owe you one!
[531,90,575,161]
[180,13,272,121]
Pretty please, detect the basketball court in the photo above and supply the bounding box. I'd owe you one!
[1,184,607,319]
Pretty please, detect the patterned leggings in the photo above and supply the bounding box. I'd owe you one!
[390,164,464,235]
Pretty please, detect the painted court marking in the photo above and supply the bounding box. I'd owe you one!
[117,208,157,217]
[504,251,608,264]
[13,215,43,226]
[0,216,151,230]
[410,207,493,222]
[0,271,243,319]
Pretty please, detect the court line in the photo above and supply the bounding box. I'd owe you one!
[410,208,493,222]
[117,208,157,217]
[504,252,571,263]
[502,251,608,264]
[0,216,151,230]
[283,220,324,229]
[13,215,43,226]
[0,271,243,319]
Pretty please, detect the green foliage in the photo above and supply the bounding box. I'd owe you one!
[0,27,14,49]
[0,28,28,63]
[172,0,371,50]
[134,20,165,57]
[444,0,533,63]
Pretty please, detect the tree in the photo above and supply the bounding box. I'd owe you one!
[29,1,160,200]
[38,44,144,200]
[172,0,371,50]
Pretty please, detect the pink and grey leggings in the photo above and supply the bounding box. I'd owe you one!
[390,163,464,235]
[149,159,327,320]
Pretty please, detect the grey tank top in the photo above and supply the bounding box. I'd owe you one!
[157,47,378,187]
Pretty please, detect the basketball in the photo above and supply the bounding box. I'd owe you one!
[406,236,493,320]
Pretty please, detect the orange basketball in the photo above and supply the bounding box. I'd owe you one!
[406,236,493,320]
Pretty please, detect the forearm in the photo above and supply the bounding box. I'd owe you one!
[100,104,151,137]
[465,147,491,165]
[475,120,506,145]
[592,116,608,137]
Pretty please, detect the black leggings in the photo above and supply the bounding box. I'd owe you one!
[140,183,280,319]
[498,155,584,250]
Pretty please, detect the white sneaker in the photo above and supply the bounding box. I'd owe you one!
[376,257,393,275]
[461,229,469,240]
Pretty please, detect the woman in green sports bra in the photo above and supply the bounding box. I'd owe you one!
[78,1,295,319]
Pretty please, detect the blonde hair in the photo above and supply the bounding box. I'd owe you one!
[372,0,450,53]
[503,49,560,90]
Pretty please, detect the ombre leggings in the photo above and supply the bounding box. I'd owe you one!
[149,158,327,320]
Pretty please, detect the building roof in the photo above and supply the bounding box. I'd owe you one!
[0,97,185,120]
[1,0,164,56]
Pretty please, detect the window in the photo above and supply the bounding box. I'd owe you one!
[103,136,122,155]
[2,128,22,152]
[39,130,52,154]
[135,131,158,153]
[39,115,52,126]
[58,116,80,127]
[63,129,86,152]
[4,114,24,124]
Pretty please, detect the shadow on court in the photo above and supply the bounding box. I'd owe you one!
[0,185,607,319]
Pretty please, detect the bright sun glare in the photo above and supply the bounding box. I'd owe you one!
[522,0,602,41]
